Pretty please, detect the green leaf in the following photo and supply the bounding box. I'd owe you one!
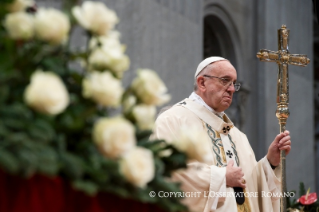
[286,190,296,208]
[17,148,38,177]
[154,158,165,176]
[161,145,187,175]
[0,124,8,137]
[41,57,67,75]
[36,146,59,175]
[299,182,306,196]
[0,38,15,70]
[134,187,157,203]
[138,139,167,153]
[1,0,15,5]
[72,180,99,196]
[3,118,26,130]
[7,133,30,144]
[105,186,131,198]
[54,134,67,151]
[0,148,19,174]
[58,112,86,131]
[59,152,84,179]
[0,86,9,103]
[82,155,110,183]
[136,129,153,141]
[27,119,55,143]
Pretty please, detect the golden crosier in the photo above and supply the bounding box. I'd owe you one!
[256,25,310,212]
[93,117,136,159]
[24,70,70,115]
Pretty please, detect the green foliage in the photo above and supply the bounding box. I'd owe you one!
[0,2,188,211]
[300,182,307,196]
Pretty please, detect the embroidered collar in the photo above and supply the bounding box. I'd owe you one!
[177,98,234,135]
[189,92,225,118]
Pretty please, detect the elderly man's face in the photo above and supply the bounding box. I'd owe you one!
[200,61,237,112]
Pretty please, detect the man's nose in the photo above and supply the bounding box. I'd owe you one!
[227,83,236,92]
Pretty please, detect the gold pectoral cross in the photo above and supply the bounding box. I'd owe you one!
[256,25,310,212]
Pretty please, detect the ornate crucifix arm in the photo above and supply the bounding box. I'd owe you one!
[288,54,310,67]
[256,49,279,62]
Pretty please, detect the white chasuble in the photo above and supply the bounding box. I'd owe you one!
[152,98,282,212]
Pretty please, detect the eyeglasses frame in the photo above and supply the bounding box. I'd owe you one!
[202,74,241,91]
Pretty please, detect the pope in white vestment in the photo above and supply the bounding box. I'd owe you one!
[152,57,292,212]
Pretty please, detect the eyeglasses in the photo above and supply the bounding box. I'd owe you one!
[203,75,241,91]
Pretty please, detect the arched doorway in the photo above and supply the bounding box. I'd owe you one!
[204,15,237,68]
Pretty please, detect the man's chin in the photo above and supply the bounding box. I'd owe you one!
[221,101,232,110]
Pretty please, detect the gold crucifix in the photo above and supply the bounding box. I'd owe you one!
[256,25,310,212]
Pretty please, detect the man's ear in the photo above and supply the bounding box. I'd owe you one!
[196,76,206,91]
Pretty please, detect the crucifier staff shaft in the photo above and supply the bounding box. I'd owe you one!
[256,25,310,212]
[276,26,289,212]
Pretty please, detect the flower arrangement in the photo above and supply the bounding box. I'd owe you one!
[0,0,211,211]
[287,182,319,212]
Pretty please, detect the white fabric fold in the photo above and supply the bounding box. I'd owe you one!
[206,166,226,211]
[261,156,282,201]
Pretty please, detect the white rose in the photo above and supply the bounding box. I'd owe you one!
[82,71,123,107]
[109,55,130,78]
[173,126,213,163]
[34,8,70,45]
[88,49,110,69]
[131,69,171,106]
[89,33,123,51]
[120,147,155,188]
[132,104,156,130]
[89,30,121,46]
[72,1,118,36]
[88,35,130,78]
[6,0,34,12]
[4,12,34,40]
[93,117,136,159]
[24,70,69,115]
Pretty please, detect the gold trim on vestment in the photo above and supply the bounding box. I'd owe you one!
[237,188,251,212]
